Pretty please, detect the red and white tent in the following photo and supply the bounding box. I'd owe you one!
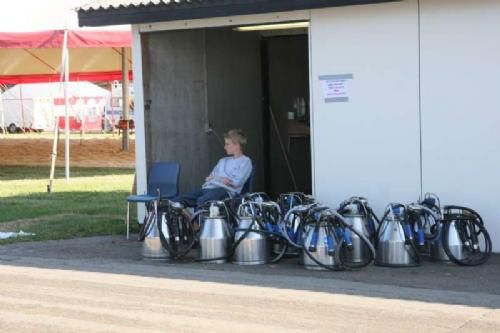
[0,29,132,84]
[0,28,132,182]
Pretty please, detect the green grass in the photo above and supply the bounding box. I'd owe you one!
[0,166,138,244]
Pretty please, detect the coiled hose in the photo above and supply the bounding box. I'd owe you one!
[375,203,421,267]
[300,207,376,271]
[441,205,492,266]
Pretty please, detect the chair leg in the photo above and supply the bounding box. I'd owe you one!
[126,202,130,240]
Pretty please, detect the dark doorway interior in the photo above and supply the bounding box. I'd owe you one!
[262,34,311,197]
[142,26,311,197]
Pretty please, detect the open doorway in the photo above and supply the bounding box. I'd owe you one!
[261,31,311,197]
[141,23,312,196]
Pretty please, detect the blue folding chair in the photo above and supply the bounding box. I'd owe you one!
[240,165,255,195]
[126,162,180,239]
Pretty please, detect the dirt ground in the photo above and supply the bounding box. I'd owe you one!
[0,137,135,168]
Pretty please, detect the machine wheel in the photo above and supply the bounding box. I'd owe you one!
[7,123,18,134]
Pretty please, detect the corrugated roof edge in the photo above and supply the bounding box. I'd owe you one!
[79,1,211,12]
[78,0,401,27]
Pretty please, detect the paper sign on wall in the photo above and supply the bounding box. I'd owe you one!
[319,74,353,103]
[322,79,348,99]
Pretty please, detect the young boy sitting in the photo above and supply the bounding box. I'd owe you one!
[171,129,253,207]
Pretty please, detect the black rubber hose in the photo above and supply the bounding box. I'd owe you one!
[158,211,178,258]
[196,219,289,264]
[403,209,421,265]
[442,217,492,266]
[334,219,377,269]
[138,205,155,241]
[444,205,485,226]
[301,219,346,272]
[302,240,346,272]
[233,228,289,263]
[195,216,257,263]
[158,209,198,261]
[422,214,440,242]
[374,206,421,267]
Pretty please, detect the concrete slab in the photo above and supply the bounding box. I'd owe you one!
[1,235,499,332]
[0,235,499,307]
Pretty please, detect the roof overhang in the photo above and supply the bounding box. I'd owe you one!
[78,0,400,27]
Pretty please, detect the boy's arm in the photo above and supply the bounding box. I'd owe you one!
[205,159,222,182]
[227,159,252,188]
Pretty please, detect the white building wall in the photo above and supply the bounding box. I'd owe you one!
[131,25,148,222]
[420,0,500,251]
[309,0,421,216]
[310,0,500,251]
[131,0,500,250]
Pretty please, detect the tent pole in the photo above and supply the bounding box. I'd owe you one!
[63,29,70,181]
[47,116,59,193]
[19,84,26,133]
[121,47,130,151]
[0,90,4,136]
[108,82,115,135]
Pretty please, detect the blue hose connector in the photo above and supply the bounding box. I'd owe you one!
[309,229,319,252]
[326,234,335,256]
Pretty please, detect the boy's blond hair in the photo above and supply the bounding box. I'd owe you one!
[224,129,247,151]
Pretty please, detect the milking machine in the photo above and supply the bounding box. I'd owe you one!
[142,187,492,272]
[197,201,232,263]
[232,202,269,265]
[232,199,288,265]
[301,205,376,271]
[337,197,378,268]
[301,206,341,270]
[404,197,441,256]
[406,193,492,266]
[375,203,420,267]
[277,193,315,257]
[154,200,195,260]
[170,194,288,265]
[243,193,293,258]
[404,193,443,259]
[141,197,171,259]
[278,192,314,214]
[438,205,492,266]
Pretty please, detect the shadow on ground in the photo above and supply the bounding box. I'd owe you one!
[0,235,499,309]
